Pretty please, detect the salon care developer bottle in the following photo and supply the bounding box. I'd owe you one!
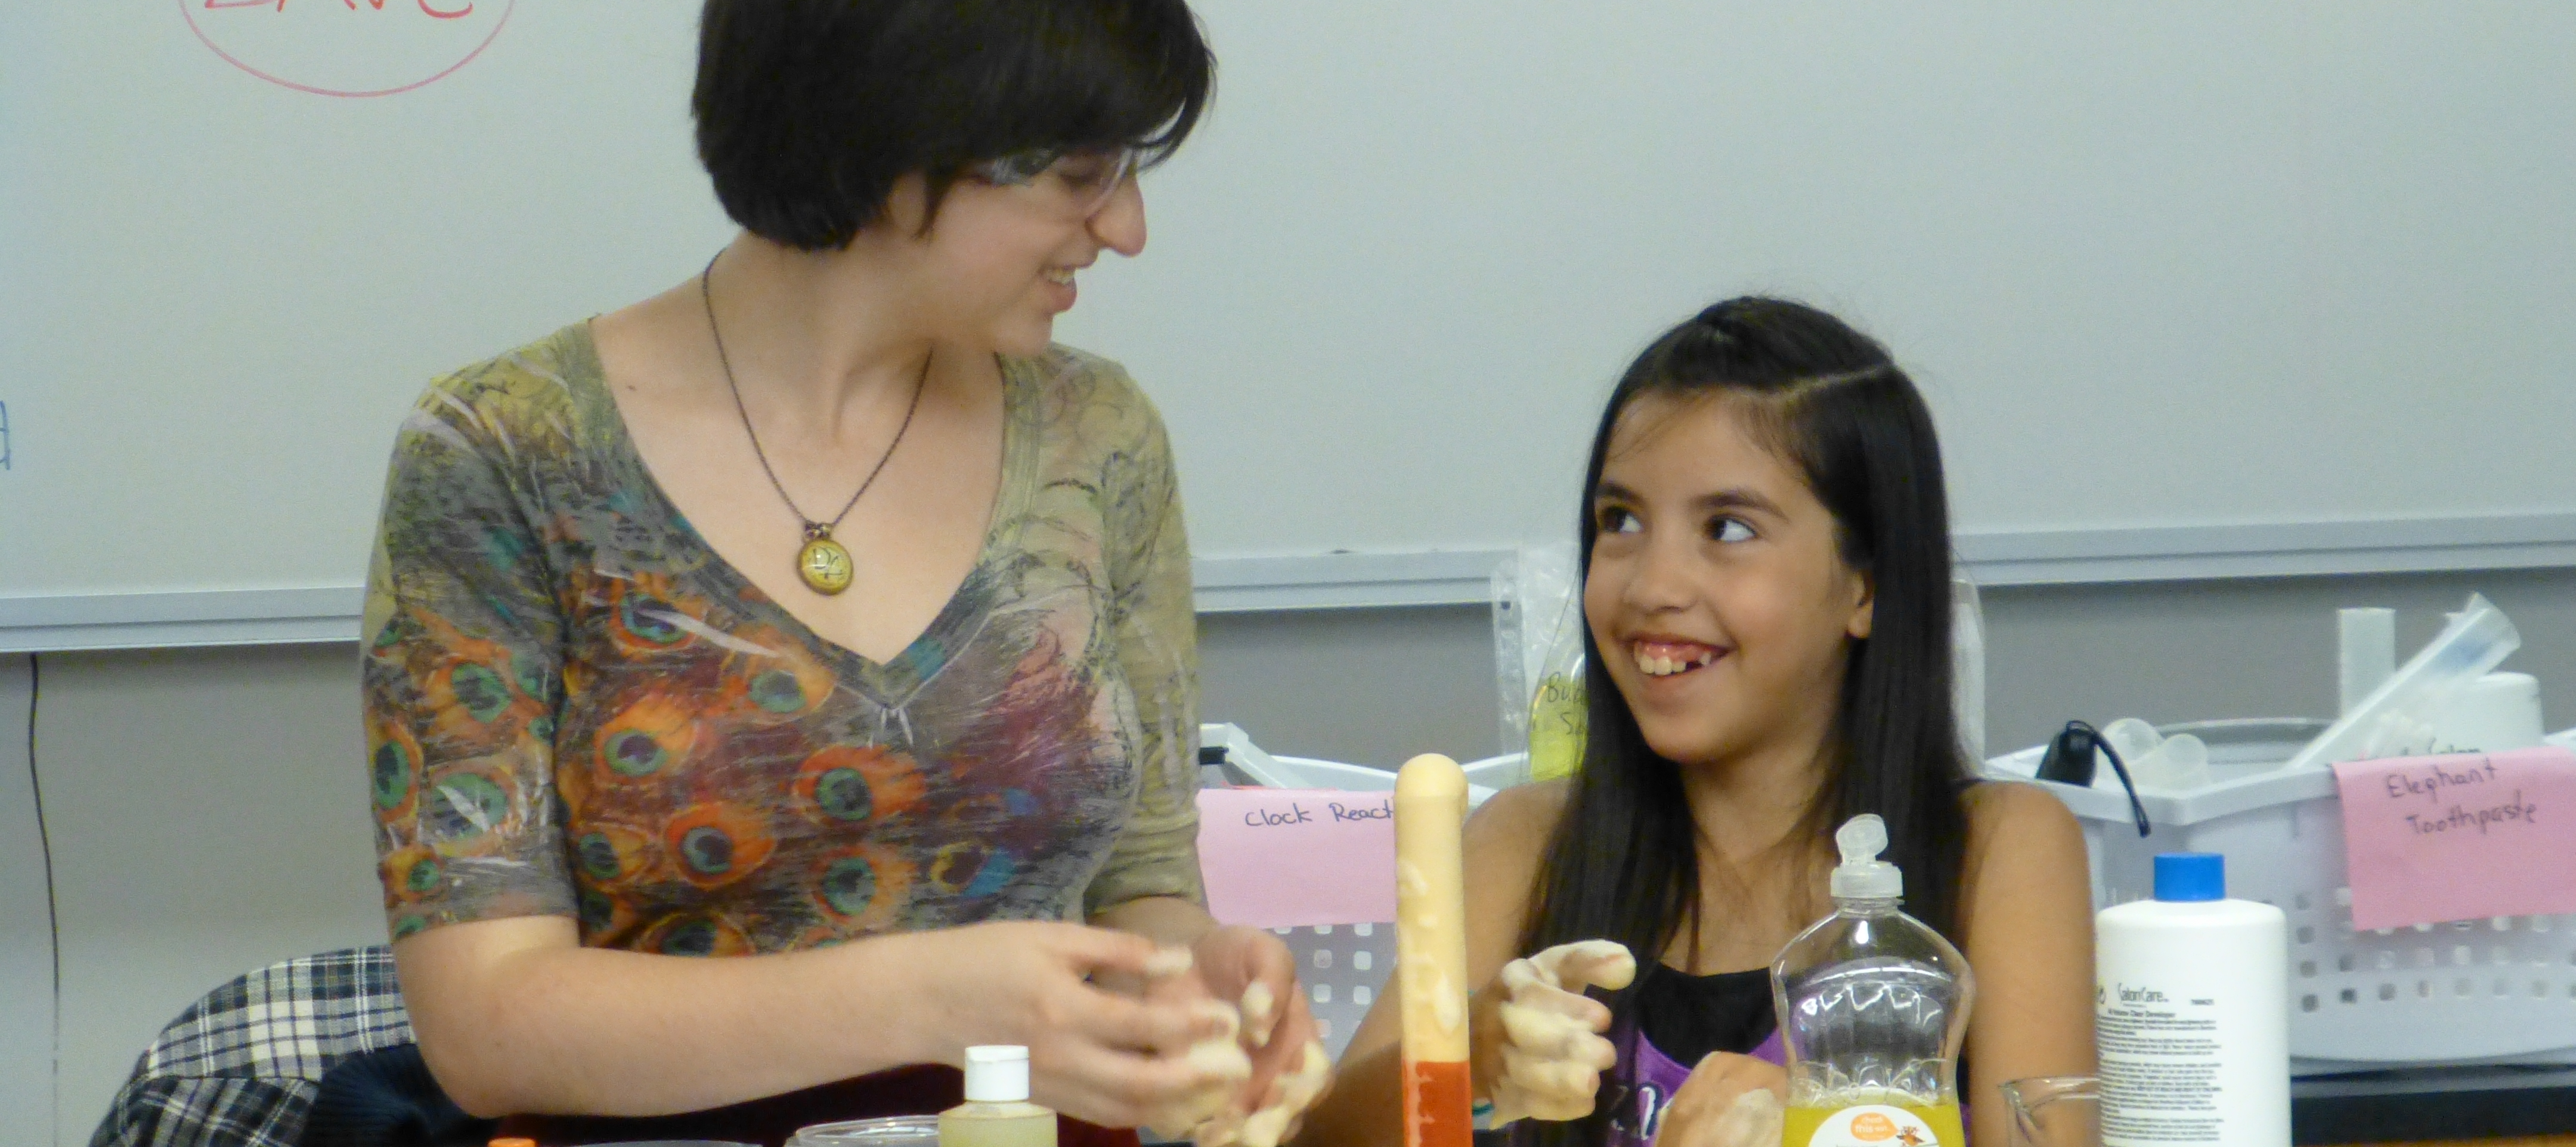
[940,1045,1057,1147]
[1772,815,1975,1147]
[2095,853,2287,1147]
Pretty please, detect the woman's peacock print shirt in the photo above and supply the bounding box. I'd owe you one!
[360,323,1203,955]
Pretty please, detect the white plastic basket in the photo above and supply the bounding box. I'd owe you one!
[1987,718,2576,1072]
[1196,725,1512,1059]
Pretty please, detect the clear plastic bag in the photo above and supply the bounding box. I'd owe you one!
[1493,544,1586,784]
[1952,573,1986,766]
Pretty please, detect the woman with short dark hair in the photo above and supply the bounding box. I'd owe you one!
[362,2,1308,1141]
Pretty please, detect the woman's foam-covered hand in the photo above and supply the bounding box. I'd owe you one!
[1484,939,1637,1125]
[905,922,1238,1129]
[1134,943,1334,1147]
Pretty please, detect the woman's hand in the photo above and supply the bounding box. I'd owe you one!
[1658,1052,1787,1147]
[1137,926,1332,1147]
[907,920,1239,1128]
[1477,939,1636,1125]
[1189,925,1318,1096]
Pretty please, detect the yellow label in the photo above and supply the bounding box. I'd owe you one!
[1784,1103,1962,1147]
[1527,673,1586,781]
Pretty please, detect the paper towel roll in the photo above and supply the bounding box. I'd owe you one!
[2431,671,2543,753]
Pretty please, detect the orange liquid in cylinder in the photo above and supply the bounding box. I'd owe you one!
[1401,1059,1473,1147]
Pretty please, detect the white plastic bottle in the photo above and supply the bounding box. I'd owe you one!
[2095,853,2288,1147]
[939,1045,1057,1147]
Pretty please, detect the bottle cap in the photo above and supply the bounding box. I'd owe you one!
[1829,814,1902,899]
[2153,852,2226,902]
[963,1044,1031,1103]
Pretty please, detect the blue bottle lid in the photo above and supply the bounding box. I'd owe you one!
[2153,852,2226,902]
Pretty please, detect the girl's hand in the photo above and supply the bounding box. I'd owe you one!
[1658,1052,1788,1147]
[908,920,1239,1128]
[1480,939,1636,1124]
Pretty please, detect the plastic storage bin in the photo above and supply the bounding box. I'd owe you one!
[1987,718,2576,1072]
[1197,725,1510,1059]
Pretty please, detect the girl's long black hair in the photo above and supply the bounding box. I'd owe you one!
[1515,297,1971,1146]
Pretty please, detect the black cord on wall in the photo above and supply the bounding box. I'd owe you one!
[26,654,59,1094]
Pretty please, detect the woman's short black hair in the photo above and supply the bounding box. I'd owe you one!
[693,0,1215,250]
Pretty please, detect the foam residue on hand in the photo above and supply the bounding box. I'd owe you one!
[1486,939,1634,1126]
[1142,996,1253,1139]
[1138,968,1330,1147]
[1240,981,1277,1049]
[1144,946,1198,979]
[1138,947,1253,1140]
[1197,1040,1330,1147]
[1681,1086,1785,1147]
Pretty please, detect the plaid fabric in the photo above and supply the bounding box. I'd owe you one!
[90,946,415,1147]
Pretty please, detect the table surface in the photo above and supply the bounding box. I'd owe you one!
[2295,1065,2576,1145]
[2353,1140,2576,1147]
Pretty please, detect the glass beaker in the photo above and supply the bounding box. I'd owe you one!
[1999,1075,2098,1147]
[787,1115,942,1146]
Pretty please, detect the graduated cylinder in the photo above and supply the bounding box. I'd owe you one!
[1394,753,1473,1147]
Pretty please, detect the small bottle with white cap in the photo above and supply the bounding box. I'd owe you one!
[939,1045,1057,1147]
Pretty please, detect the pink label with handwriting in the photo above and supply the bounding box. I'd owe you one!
[1196,789,1395,928]
[2331,747,2576,930]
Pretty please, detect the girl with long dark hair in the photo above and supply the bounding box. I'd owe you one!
[1302,298,2095,1147]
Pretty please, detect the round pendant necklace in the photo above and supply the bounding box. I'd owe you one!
[701,254,927,597]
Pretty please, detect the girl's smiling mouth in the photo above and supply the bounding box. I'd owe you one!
[1630,635,1726,678]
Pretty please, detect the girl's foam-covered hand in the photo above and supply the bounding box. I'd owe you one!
[1658,1052,1787,1147]
[1483,939,1637,1125]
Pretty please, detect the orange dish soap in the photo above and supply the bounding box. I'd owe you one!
[939,1045,1056,1147]
[1772,815,1976,1147]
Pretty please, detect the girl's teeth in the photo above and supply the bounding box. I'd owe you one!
[1636,648,1717,676]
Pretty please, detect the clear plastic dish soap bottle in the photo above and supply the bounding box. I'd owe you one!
[1771,815,1975,1147]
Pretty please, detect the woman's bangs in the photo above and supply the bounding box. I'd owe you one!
[995,2,1213,164]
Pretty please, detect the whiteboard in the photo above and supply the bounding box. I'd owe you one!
[1,1,731,600]
[5,2,2574,616]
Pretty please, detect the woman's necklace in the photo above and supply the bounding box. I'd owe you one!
[701,256,927,596]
